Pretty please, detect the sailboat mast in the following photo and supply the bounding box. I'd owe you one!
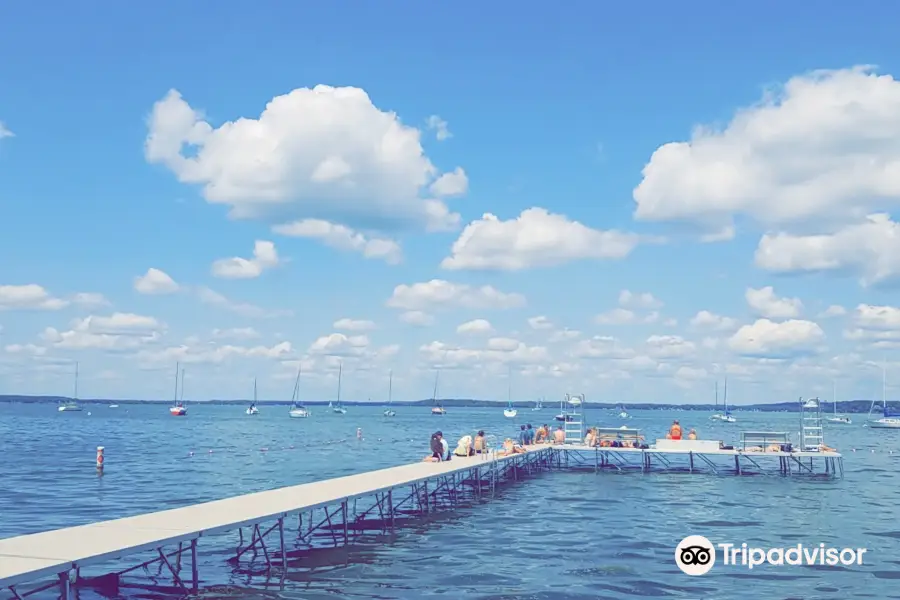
[723,377,728,412]
[173,362,180,402]
[180,369,185,402]
[337,363,342,405]
[432,369,440,404]
[253,378,257,403]
[74,361,79,400]
[388,369,393,404]
[292,365,301,402]
[507,365,512,405]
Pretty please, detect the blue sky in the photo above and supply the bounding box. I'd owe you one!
[2,2,900,403]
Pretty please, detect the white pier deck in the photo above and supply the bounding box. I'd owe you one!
[0,441,843,598]
[0,447,549,598]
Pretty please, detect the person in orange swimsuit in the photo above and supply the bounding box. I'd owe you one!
[669,420,682,440]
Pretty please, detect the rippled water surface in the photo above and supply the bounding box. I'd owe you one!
[2,402,899,599]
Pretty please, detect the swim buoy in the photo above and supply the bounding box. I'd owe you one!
[96,446,105,468]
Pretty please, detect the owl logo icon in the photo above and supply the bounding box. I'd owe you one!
[675,535,716,575]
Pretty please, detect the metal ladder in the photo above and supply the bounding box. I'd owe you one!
[800,396,824,451]
[563,393,585,443]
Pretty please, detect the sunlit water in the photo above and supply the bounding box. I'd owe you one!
[2,403,900,599]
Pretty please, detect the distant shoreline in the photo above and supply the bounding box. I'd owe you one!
[0,394,888,413]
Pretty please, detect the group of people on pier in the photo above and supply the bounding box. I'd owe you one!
[424,423,572,462]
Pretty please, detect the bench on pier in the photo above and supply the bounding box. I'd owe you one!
[591,427,644,448]
[740,431,790,452]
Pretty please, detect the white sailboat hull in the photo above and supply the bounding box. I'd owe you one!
[246,407,259,415]
[431,407,446,415]
[383,410,396,417]
[869,418,900,428]
[504,409,518,418]
[169,406,187,416]
[333,408,346,414]
[618,412,629,419]
[289,408,309,418]
[58,404,82,412]
[710,413,736,423]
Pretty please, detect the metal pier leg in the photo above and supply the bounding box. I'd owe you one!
[278,517,286,567]
[689,452,694,473]
[423,481,430,513]
[388,489,395,531]
[191,539,199,591]
[58,571,71,600]
[341,501,349,545]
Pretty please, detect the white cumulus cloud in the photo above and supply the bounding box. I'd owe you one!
[441,208,640,271]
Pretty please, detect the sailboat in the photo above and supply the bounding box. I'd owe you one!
[58,362,83,412]
[288,365,310,418]
[383,370,396,417]
[868,364,900,428]
[504,366,518,418]
[617,403,630,419]
[710,378,736,422]
[532,397,543,411]
[246,379,260,415]
[826,380,851,424]
[431,368,446,415]
[169,363,187,416]
[333,363,347,414]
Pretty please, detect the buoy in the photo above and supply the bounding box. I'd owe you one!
[96,446,105,470]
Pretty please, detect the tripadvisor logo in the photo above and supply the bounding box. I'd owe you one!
[675,536,868,575]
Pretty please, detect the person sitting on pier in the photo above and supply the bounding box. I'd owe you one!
[442,435,451,461]
[553,425,566,444]
[429,432,444,460]
[584,428,595,447]
[474,430,487,453]
[687,428,697,440]
[498,438,526,456]
[525,424,535,445]
[668,420,683,440]
[454,435,474,457]
[518,425,528,446]
[535,424,550,443]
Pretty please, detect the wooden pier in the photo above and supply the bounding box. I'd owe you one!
[0,447,553,600]
[0,440,843,599]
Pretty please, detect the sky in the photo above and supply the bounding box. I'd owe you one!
[2,1,900,404]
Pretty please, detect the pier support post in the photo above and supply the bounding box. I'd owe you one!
[278,517,286,567]
[58,571,71,600]
[341,501,349,545]
[388,489,395,531]
[190,539,199,591]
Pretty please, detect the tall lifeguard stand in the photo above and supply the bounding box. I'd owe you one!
[800,396,825,451]
[563,393,585,443]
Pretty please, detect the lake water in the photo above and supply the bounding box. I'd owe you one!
[1,402,899,599]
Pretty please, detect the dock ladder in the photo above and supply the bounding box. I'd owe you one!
[563,393,585,443]
[800,396,824,451]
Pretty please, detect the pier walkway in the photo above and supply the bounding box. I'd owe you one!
[0,441,842,599]
[1,446,552,600]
